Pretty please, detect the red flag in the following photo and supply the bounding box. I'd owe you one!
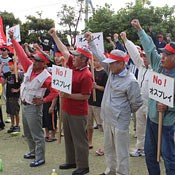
[0,16,6,46]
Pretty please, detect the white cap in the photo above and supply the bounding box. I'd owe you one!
[103,49,129,64]
[44,39,49,43]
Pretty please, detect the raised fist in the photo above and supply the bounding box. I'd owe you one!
[120,32,127,42]
[48,28,57,37]
[113,33,119,42]
[131,19,142,31]
[8,30,14,40]
[84,32,93,42]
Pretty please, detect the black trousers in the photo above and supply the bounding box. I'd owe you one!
[0,106,5,129]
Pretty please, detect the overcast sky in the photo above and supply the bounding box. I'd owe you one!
[1,0,174,30]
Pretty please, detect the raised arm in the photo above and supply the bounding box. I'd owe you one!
[120,31,143,69]
[148,26,157,44]
[113,33,126,52]
[23,43,33,58]
[106,36,116,50]
[131,19,161,70]
[85,32,110,74]
[8,30,32,72]
[48,28,70,60]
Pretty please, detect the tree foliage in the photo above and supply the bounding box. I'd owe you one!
[0,11,21,32]
[57,2,84,46]
[0,11,55,43]
[1,2,175,49]
[22,15,55,43]
[86,3,175,50]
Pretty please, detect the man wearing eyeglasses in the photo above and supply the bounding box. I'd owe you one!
[132,19,175,175]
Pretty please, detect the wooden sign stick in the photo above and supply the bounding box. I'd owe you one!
[157,112,163,162]
[13,50,18,83]
[58,97,62,144]
[91,57,96,102]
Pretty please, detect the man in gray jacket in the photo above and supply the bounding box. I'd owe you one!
[85,32,143,175]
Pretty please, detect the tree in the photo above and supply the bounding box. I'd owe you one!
[57,2,84,45]
[86,3,119,51]
[86,3,175,50]
[0,11,21,33]
[135,0,151,6]
[0,11,55,44]
[21,15,55,43]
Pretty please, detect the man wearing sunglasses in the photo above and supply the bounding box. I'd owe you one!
[0,46,11,75]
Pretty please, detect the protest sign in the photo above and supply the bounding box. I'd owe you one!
[52,65,72,94]
[6,25,21,45]
[76,32,104,53]
[149,71,174,107]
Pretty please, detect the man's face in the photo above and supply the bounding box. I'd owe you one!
[140,54,149,67]
[54,55,64,65]
[161,53,175,71]
[8,64,14,72]
[93,58,101,68]
[158,37,163,42]
[72,54,86,68]
[109,61,123,74]
[1,48,9,58]
[33,59,45,71]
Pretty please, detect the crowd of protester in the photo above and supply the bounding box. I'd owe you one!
[0,18,175,175]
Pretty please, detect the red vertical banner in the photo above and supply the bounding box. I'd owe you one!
[0,16,6,46]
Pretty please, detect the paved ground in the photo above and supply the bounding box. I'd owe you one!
[0,101,165,175]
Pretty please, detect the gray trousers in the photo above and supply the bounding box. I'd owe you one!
[104,122,129,175]
[22,104,45,161]
[62,110,89,168]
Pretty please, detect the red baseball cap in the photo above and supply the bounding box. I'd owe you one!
[160,42,175,55]
[32,52,50,64]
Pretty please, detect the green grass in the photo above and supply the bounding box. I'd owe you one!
[0,100,165,175]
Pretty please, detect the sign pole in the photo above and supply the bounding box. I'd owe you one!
[157,112,163,162]
[91,57,96,102]
[51,65,73,144]
[51,111,55,131]
[13,50,18,83]
[58,97,62,144]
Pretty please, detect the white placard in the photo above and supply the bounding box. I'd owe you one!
[75,32,104,53]
[52,65,72,94]
[6,25,21,45]
[149,71,174,107]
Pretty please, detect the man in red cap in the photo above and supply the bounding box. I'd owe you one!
[85,32,143,175]
[149,27,166,54]
[8,30,59,168]
[49,28,93,175]
[132,19,175,175]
